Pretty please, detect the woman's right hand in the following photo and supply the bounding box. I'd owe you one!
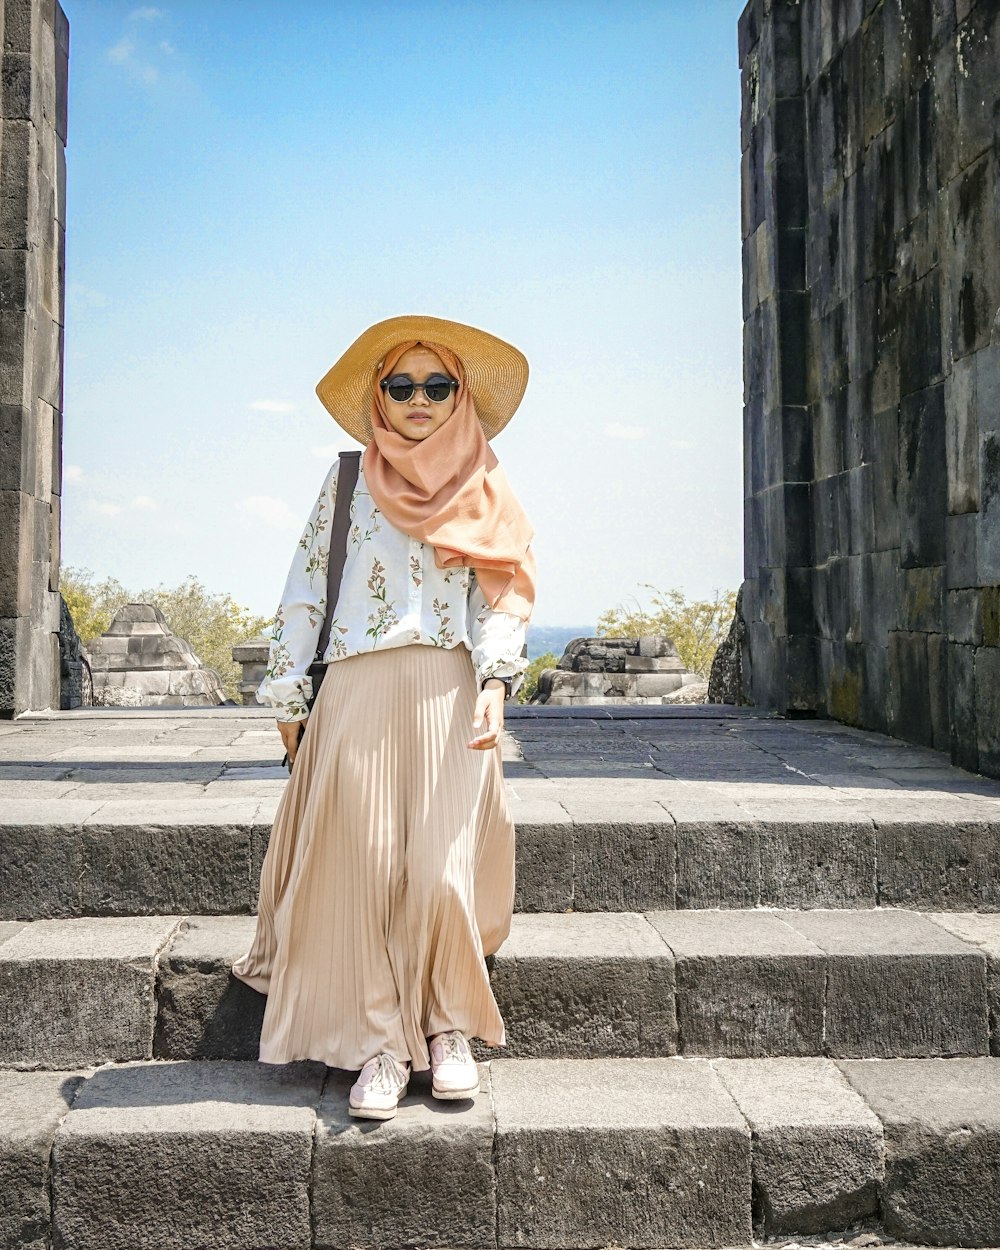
[278,718,306,764]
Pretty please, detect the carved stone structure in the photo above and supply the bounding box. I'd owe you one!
[0,0,69,717]
[57,592,88,708]
[740,0,1000,774]
[232,635,269,706]
[87,604,227,708]
[533,636,705,705]
[709,585,749,704]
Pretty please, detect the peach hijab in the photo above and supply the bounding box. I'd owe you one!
[361,339,536,622]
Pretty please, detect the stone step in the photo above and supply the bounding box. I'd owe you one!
[6,1055,1000,1249]
[3,798,1000,919]
[1,910,997,1069]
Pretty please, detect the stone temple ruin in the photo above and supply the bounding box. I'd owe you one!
[0,0,998,782]
[4,6,1000,1249]
[533,636,707,705]
[86,603,227,708]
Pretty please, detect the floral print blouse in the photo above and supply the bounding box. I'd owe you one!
[257,456,531,722]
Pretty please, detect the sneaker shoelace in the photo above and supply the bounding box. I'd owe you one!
[363,1053,406,1095]
[434,1031,470,1064]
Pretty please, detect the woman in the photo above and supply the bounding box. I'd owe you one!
[231,314,535,1121]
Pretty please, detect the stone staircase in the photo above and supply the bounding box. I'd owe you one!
[2,706,1000,1248]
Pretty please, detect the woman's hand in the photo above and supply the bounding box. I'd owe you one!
[278,718,306,764]
[468,681,506,750]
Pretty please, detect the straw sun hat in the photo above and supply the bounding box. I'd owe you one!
[315,314,529,445]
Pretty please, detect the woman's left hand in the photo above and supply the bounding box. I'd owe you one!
[468,682,506,750]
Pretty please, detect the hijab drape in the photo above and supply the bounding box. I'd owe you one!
[361,339,535,622]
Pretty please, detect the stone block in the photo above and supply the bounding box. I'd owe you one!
[975,645,1000,777]
[887,630,933,747]
[623,654,685,673]
[0,489,31,618]
[675,818,760,909]
[713,1057,883,1234]
[313,1065,495,1250]
[942,149,1000,360]
[868,404,899,550]
[946,588,982,645]
[758,817,878,907]
[153,916,263,1060]
[78,812,252,915]
[954,3,1000,170]
[567,808,676,912]
[899,564,944,632]
[947,641,979,770]
[0,915,182,1066]
[511,804,574,913]
[946,510,979,590]
[981,430,1000,580]
[945,352,979,513]
[0,1068,85,1250]
[52,1059,322,1250]
[648,910,825,1057]
[492,1057,751,1248]
[636,636,679,659]
[488,913,676,1058]
[898,382,947,568]
[0,120,38,252]
[779,908,988,1057]
[877,817,1000,910]
[634,672,684,696]
[0,816,84,919]
[838,1057,1000,1245]
[929,912,1000,1055]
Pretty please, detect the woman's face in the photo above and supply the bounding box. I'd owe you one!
[379,346,458,442]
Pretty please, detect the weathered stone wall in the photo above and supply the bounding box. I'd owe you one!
[740,0,1000,774]
[0,0,68,716]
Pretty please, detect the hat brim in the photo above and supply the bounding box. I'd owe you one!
[315,315,529,444]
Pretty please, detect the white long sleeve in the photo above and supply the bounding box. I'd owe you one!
[256,461,338,722]
[466,568,530,700]
[256,457,534,721]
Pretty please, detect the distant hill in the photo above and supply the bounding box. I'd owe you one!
[524,625,595,662]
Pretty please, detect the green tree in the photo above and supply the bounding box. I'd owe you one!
[596,584,737,679]
[516,650,560,704]
[62,566,271,701]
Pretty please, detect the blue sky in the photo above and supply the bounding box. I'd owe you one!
[61,0,747,628]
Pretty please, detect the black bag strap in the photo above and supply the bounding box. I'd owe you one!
[315,450,361,662]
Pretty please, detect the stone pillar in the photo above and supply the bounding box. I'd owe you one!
[0,0,68,716]
[739,0,815,715]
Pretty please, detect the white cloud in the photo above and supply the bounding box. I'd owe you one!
[159,39,175,53]
[129,6,165,19]
[242,495,301,531]
[63,464,84,482]
[131,495,157,510]
[312,442,355,460]
[604,422,648,441]
[251,400,297,414]
[107,37,135,64]
[668,438,695,450]
[92,502,123,517]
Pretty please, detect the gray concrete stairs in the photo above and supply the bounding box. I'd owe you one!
[3,706,1000,1248]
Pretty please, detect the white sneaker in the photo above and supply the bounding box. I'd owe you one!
[429,1030,480,1100]
[348,1052,410,1120]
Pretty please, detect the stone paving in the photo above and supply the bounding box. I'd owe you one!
[2,704,999,823]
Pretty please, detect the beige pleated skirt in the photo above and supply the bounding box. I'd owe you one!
[230,640,515,1072]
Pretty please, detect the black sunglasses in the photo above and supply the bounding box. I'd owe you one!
[380,373,458,403]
